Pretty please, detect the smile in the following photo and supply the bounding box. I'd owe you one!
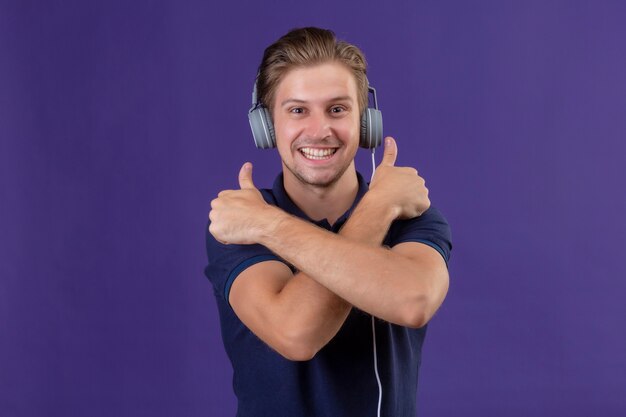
[299,147,337,160]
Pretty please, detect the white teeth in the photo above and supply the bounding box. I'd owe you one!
[299,147,336,160]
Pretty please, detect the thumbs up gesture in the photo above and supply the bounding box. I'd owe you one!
[209,163,281,245]
[238,162,257,190]
[368,137,430,219]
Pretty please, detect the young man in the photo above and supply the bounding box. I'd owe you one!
[205,27,451,417]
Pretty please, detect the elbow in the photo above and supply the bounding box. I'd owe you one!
[398,268,449,328]
[279,346,317,362]
[400,306,429,329]
[398,294,433,329]
[277,341,317,362]
[273,328,320,362]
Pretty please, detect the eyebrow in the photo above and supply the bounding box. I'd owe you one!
[280,96,354,107]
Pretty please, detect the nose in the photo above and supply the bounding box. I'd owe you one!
[304,110,331,139]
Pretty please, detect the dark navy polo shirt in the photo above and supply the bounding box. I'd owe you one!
[205,172,452,417]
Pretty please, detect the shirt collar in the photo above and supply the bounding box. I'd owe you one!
[271,172,370,231]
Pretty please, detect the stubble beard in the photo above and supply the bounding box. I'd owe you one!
[283,158,352,189]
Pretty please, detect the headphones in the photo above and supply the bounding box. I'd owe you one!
[248,79,383,149]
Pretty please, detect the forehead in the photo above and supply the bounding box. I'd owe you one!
[274,62,358,106]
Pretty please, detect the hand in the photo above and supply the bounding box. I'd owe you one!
[209,163,282,244]
[368,137,430,219]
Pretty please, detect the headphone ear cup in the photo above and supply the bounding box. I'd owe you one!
[360,108,383,149]
[248,106,276,149]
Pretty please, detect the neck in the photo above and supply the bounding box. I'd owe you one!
[282,163,359,226]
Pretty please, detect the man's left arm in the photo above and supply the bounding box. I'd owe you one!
[256,195,449,328]
[210,144,449,328]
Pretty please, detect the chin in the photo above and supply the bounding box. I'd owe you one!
[289,165,351,188]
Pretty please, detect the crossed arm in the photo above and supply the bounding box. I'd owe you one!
[209,138,449,360]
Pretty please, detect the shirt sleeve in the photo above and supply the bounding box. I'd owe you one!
[204,224,286,307]
[204,188,292,306]
[385,206,452,265]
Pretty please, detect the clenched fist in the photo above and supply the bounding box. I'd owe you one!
[209,163,284,245]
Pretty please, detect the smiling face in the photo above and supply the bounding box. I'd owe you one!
[272,62,361,190]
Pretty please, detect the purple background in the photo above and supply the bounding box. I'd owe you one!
[2,1,625,416]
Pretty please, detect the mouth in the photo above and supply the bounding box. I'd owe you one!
[298,147,338,160]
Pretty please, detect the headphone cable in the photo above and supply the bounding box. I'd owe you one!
[370,148,383,417]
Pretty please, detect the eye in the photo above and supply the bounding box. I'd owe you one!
[289,107,304,114]
[330,106,346,114]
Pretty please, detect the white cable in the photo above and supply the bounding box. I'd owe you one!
[369,148,383,417]
[372,316,383,417]
[370,148,376,183]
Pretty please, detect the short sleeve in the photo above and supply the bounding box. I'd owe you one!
[385,206,452,264]
[204,223,286,307]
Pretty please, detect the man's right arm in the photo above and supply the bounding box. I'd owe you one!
[228,194,394,361]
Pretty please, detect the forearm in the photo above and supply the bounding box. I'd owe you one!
[262,270,348,360]
[267,196,397,357]
[260,193,445,327]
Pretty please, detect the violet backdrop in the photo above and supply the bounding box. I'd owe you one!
[1,1,625,416]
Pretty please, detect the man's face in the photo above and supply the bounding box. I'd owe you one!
[272,62,361,189]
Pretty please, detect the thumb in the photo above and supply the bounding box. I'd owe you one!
[238,162,256,190]
[380,136,397,166]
